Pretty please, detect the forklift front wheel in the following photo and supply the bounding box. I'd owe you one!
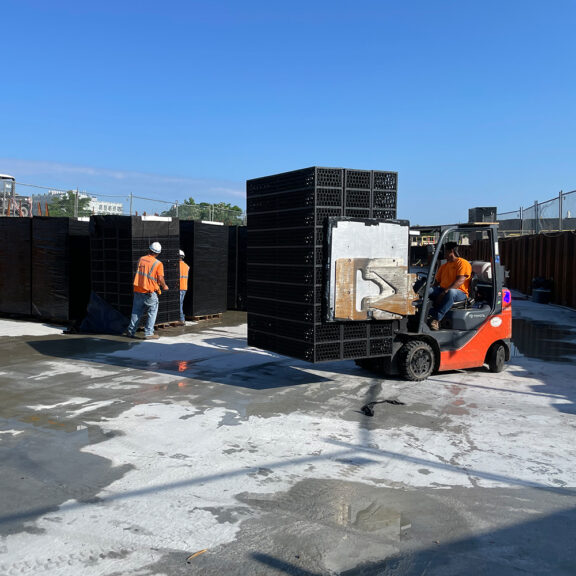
[398,340,435,382]
[487,342,506,373]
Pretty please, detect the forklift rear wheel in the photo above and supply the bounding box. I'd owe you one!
[398,340,435,381]
[487,342,506,373]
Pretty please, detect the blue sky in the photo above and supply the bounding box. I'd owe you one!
[1,0,574,224]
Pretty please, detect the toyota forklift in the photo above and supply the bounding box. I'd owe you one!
[327,220,512,381]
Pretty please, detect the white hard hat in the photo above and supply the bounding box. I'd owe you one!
[149,242,162,254]
[179,250,185,257]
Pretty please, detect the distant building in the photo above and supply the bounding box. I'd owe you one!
[32,190,124,215]
[88,198,123,215]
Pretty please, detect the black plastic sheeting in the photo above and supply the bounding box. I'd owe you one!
[0,218,33,316]
[79,291,129,334]
[180,221,228,317]
[89,216,180,327]
[31,217,91,322]
[227,225,247,311]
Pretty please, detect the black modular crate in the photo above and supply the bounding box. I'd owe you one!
[246,166,398,363]
[90,216,180,325]
[227,225,247,311]
[31,217,91,322]
[179,221,228,317]
[0,218,32,316]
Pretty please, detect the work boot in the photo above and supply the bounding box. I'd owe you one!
[144,334,160,340]
[429,319,440,331]
[122,331,135,338]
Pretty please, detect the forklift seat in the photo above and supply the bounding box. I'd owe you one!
[450,261,491,310]
[450,271,478,310]
[471,260,492,282]
[443,261,493,329]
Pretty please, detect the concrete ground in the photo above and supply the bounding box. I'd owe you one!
[1,296,576,575]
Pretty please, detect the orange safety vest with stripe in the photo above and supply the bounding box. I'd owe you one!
[179,260,190,291]
[133,254,165,294]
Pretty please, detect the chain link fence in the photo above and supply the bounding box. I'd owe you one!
[497,189,576,236]
[0,179,246,224]
[4,176,575,235]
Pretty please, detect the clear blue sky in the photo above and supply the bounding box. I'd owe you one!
[1,0,574,224]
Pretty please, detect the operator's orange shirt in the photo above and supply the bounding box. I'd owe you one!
[133,254,165,294]
[435,258,472,296]
[179,260,190,291]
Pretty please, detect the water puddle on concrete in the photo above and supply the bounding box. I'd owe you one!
[511,318,576,363]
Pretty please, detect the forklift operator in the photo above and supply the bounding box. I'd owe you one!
[428,241,472,331]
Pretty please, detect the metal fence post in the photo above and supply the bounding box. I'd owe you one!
[559,190,563,232]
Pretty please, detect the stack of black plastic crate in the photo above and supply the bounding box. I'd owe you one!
[246,166,399,363]
[90,216,180,325]
[0,217,32,317]
[179,221,228,317]
[227,225,247,311]
[31,217,91,322]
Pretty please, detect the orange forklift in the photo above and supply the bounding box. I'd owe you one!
[327,221,512,381]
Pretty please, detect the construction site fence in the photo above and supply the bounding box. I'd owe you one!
[0,181,246,225]
[498,189,576,236]
[463,231,576,310]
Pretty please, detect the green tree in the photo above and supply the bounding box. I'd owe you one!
[213,202,244,225]
[162,197,244,223]
[49,191,92,217]
[162,197,201,219]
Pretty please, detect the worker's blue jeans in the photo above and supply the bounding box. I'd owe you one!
[179,290,186,322]
[428,287,467,321]
[127,292,159,336]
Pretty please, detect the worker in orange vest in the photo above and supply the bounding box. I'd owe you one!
[124,242,169,339]
[178,249,190,325]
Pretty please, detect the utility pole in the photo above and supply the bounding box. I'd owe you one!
[129,192,133,215]
[74,188,79,218]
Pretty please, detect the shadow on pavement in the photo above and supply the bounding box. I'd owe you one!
[26,336,332,390]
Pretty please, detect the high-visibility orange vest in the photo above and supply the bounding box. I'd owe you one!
[179,260,190,291]
[133,254,165,294]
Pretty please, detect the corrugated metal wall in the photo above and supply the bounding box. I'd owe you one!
[468,232,576,309]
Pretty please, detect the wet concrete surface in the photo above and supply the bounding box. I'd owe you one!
[512,317,576,362]
[1,301,576,575]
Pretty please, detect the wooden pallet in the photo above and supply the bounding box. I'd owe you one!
[154,321,186,329]
[188,313,222,322]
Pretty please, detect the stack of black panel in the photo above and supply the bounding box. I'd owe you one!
[0,218,32,316]
[90,216,180,325]
[246,166,399,363]
[31,217,91,322]
[179,221,228,317]
[227,225,247,311]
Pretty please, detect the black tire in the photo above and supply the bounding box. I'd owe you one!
[487,342,506,373]
[398,340,435,381]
